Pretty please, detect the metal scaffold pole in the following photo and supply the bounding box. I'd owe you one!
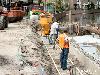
[44,0,47,11]
[69,0,73,24]
[68,0,74,34]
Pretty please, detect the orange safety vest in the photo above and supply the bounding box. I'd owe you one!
[58,33,69,48]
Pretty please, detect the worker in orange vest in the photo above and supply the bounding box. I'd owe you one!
[57,30,69,70]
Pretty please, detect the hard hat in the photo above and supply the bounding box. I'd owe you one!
[54,22,59,24]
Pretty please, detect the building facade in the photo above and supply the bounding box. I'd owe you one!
[72,0,100,9]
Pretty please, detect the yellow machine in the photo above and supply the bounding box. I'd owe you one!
[39,12,53,36]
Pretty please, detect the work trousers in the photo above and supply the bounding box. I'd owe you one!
[49,34,57,44]
[60,48,69,70]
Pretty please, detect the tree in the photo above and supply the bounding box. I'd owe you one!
[38,0,42,6]
[55,0,67,13]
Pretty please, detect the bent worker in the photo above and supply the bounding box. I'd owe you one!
[49,22,59,44]
[57,30,69,70]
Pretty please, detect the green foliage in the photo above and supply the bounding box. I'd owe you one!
[38,0,42,5]
[33,11,41,15]
[38,0,68,13]
[55,0,67,13]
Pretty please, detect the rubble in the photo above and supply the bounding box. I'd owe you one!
[0,18,59,75]
[70,35,100,75]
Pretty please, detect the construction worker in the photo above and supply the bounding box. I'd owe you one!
[39,13,50,36]
[46,12,53,24]
[49,22,59,44]
[57,30,69,70]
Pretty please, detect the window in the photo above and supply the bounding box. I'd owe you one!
[77,0,80,2]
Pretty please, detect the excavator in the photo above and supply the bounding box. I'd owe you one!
[0,2,8,30]
[0,0,25,30]
[8,1,25,22]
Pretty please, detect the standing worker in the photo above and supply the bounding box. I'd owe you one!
[57,30,69,70]
[39,13,50,36]
[49,22,59,44]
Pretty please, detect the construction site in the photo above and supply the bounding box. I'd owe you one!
[0,0,100,75]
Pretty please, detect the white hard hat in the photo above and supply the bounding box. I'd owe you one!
[54,22,59,24]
